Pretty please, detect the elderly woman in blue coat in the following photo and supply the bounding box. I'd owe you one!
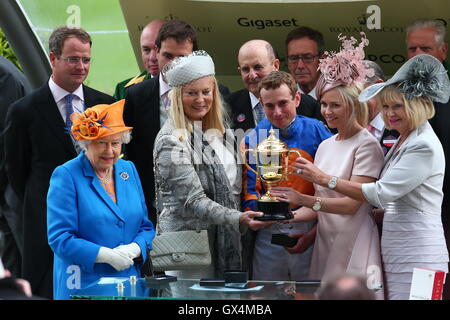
[47,99,154,300]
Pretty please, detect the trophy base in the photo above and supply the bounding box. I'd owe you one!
[256,201,293,221]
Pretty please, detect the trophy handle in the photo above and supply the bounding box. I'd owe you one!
[243,149,258,175]
[287,150,302,177]
[288,150,302,159]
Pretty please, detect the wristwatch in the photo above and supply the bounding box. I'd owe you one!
[312,197,322,212]
[328,176,338,189]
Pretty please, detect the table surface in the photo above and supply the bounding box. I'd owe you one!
[70,278,320,300]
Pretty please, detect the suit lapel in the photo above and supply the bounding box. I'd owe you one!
[81,154,124,222]
[35,85,77,157]
[152,76,161,129]
[232,89,254,131]
[83,85,97,109]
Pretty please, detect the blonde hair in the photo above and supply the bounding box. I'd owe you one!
[168,76,225,138]
[335,83,369,129]
[378,85,435,131]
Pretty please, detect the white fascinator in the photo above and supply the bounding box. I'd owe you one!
[162,50,215,87]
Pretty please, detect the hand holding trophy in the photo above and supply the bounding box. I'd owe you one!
[244,128,301,220]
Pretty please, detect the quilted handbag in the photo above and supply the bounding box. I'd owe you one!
[150,230,212,271]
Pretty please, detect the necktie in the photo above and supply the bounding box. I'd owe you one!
[65,93,75,129]
[160,91,171,125]
[254,102,265,124]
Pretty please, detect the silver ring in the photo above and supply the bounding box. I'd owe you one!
[296,168,302,174]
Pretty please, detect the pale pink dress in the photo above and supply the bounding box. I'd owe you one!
[309,129,385,299]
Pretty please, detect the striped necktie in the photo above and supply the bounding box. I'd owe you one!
[254,102,265,124]
[65,93,75,129]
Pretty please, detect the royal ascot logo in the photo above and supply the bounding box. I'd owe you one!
[329,7,404,34]
[329,23,405,34]
[237,17,300,30]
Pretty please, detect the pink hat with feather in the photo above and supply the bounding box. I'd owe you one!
[316,32,374,100]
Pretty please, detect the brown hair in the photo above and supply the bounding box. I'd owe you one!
[285,26,325,54]
[155,19,198,50]
[258,71,297,99]
[49,26,92,57]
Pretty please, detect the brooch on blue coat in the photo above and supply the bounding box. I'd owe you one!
[120,172,129,180]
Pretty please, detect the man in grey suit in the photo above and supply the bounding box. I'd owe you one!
[0,55,32,278]
[4,26,114,299]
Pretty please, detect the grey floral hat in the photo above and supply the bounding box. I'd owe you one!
[359,54,450,103]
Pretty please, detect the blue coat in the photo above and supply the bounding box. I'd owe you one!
[47,152,154,300]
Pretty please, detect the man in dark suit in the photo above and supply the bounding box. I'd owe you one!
[123,20,197,225]
[226,40,326,137]
[405,18,450,299]
[286,26,325,101]
[3,26,114,299]
[113,19,166,100]
[0,55,32,279]
[226,40,279,135]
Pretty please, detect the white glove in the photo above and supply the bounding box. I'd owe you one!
[113,242,141,260]
[96,247,134,271]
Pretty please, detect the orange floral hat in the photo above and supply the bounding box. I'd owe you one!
[70,99,133,141]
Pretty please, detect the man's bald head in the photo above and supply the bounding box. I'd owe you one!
[238,40,276,61]
[140,19,166,75]
[237,40,279,97]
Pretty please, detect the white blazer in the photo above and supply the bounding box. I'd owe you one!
[363,121,445,215]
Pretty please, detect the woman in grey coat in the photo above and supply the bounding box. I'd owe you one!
[153,51,265,279]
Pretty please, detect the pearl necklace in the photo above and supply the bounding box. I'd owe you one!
[96,168,112,185]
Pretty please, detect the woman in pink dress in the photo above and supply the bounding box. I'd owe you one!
[271,33,384,298]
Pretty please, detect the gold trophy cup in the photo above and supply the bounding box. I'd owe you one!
[244,128,301,220]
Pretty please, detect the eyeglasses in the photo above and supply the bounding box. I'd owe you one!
[60,56,92,65]
[287,53,321,64]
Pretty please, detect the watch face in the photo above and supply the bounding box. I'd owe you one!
[313,202,321,211]
[328,177,337,189]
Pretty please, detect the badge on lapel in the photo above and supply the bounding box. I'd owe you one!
[236,113,246,123]
[382,136,398,148]
[120,172,129,181]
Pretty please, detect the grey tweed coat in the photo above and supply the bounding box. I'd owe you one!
[153,120,244,277]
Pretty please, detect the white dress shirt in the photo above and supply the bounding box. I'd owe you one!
[297,83,318,100]
[368,113,385,141]
[48,77,84,122]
